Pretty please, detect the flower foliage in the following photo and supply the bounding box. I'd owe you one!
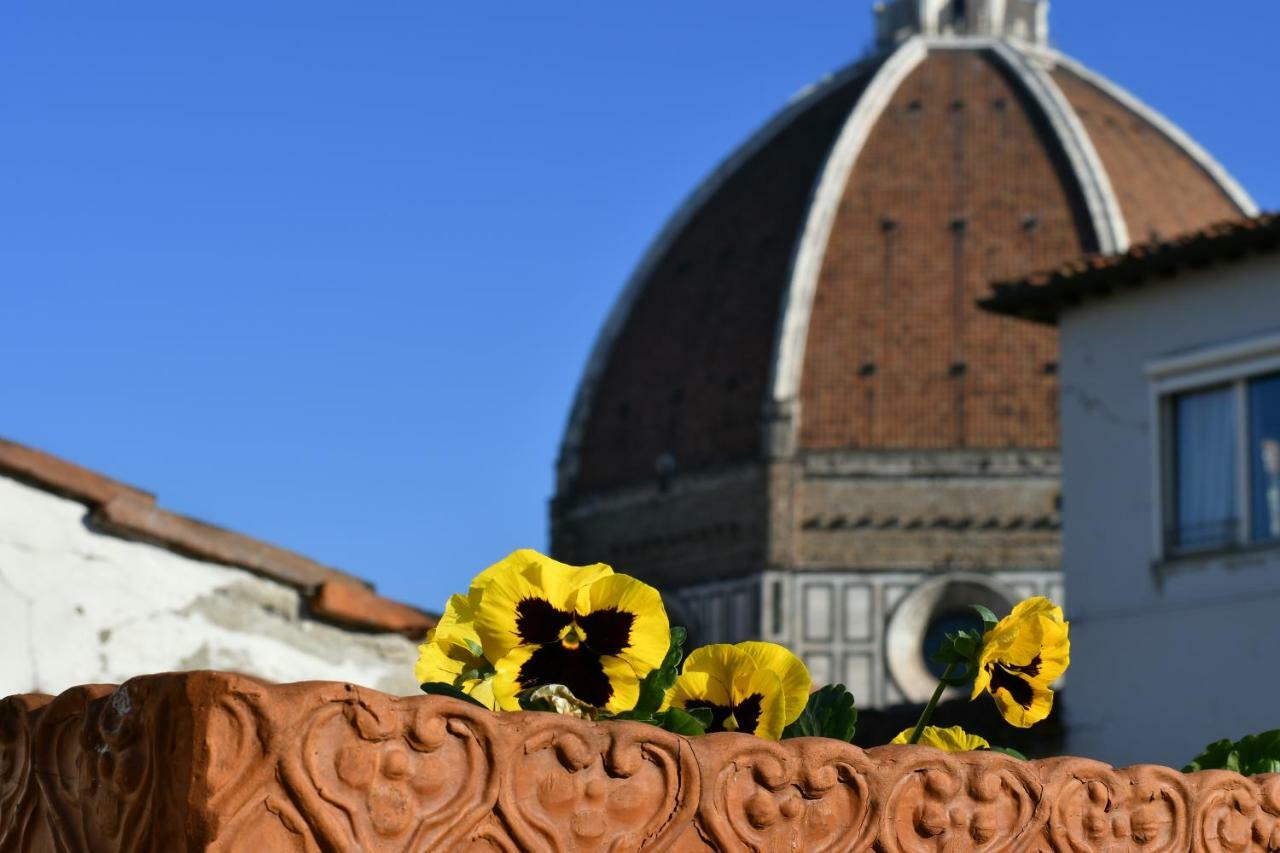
[418,550,1071,750]
[1185,730,1280,776]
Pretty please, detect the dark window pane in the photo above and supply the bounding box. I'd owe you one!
[1249,373,1280,543]
[1173,386,1237,550]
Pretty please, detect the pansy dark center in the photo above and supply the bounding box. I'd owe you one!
[988,653,1039,706]
[684,694,765,735]
[513,597,637,706]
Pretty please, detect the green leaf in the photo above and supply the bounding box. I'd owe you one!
[684,706,714,729]
[986,746,1028,761]
[781,684,857,742]
[931,629,982,667]
[654,707,707,736]
[630,626,687,718]
[420,682,487,708]
[1185,730,1280,776]
[971,604,999,633]
[464,637,486,659]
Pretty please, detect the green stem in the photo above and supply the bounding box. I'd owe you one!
[907,663,956,745]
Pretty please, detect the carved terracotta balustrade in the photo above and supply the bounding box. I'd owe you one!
[2,672,1278,851]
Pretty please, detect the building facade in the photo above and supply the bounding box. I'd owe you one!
[551,0,1257,709]
[985,217,1280,766]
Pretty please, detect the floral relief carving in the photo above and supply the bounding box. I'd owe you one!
[0,694,52,852]
[876,747,1041,853]
[499,717,699,852]
[274,685,499,851]
[1041,758,1191,852]
[696,736,874,852]
[6,671,1280,852]
[1191,772,1280,853]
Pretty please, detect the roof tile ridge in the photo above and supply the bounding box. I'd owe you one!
[0,438,155,507]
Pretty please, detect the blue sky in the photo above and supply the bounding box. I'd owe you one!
[2,2,1276,611]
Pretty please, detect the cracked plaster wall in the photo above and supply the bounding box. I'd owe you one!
[0,475,419,698]
[1057,252,1280,767]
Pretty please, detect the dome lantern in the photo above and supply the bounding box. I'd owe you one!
[875,0,1049,47]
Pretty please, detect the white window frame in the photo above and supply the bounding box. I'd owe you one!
[1147,330,1280,562]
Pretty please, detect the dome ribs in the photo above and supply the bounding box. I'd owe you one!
[568,64,878,494]
[797,48,1082,454]
[559,39,1256,501]
[1050,65,1247,243]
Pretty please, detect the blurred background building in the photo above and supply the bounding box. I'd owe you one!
[0,440,431,697]
[985,216,1280,766]
[551,0,1256,708]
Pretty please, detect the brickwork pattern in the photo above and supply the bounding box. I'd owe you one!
[799,49,1085,452]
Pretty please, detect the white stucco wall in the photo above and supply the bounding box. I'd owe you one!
[1058,253,1280,767]
[0,475,419,698]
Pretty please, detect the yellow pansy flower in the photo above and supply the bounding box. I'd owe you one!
[892,725,990,752]
[414,569,516,710]
[971,596,1069,728]
[663,642,810,740]
[475,549,669,714]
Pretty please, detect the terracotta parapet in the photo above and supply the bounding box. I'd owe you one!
[2,672,1277,851]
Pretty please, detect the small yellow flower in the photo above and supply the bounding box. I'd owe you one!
[971,596,1069,728]
[475,549,669,713]
[414,567,515,710]
[892,725,990,752]
[663,642,810,740]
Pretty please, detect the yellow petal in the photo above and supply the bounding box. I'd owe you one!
[1030,613,1071,684]
[598,655,641,714]
[475,550,611,663]
[971,660,992,701]
[492,644,535,703]
[989,671,1054,728]
[461,673,519,711]
[683,644,752,683]
[978,596,1070,680]
[414,639,467,685]
[666,669,732,711]
[732,667,787,740]
[735,642,811,725]
[891,726,990,752]
[579,573,670,676]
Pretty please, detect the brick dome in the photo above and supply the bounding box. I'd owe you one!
[557,0,1255,498]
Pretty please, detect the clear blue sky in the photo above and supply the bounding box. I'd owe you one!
[2,2,1276,611]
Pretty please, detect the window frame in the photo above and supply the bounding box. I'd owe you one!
[1148,331,1280,562]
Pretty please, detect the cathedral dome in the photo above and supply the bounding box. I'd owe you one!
[557,0,1255,497]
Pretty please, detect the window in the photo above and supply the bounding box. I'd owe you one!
[1162,367,1280,555]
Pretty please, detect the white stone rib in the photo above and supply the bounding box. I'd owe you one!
[767,37,929,413]
[987,40,1129,253]
[555,54,882,491]
[1049,48,1259,218]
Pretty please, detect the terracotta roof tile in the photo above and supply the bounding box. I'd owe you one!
[981,214,1280,324]
[0,437,437,635]
[310,580,435,638]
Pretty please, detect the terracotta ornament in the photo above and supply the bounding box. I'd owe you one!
[2,671,1278,851]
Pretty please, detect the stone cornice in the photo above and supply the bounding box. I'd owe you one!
[2,672,1277,851]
